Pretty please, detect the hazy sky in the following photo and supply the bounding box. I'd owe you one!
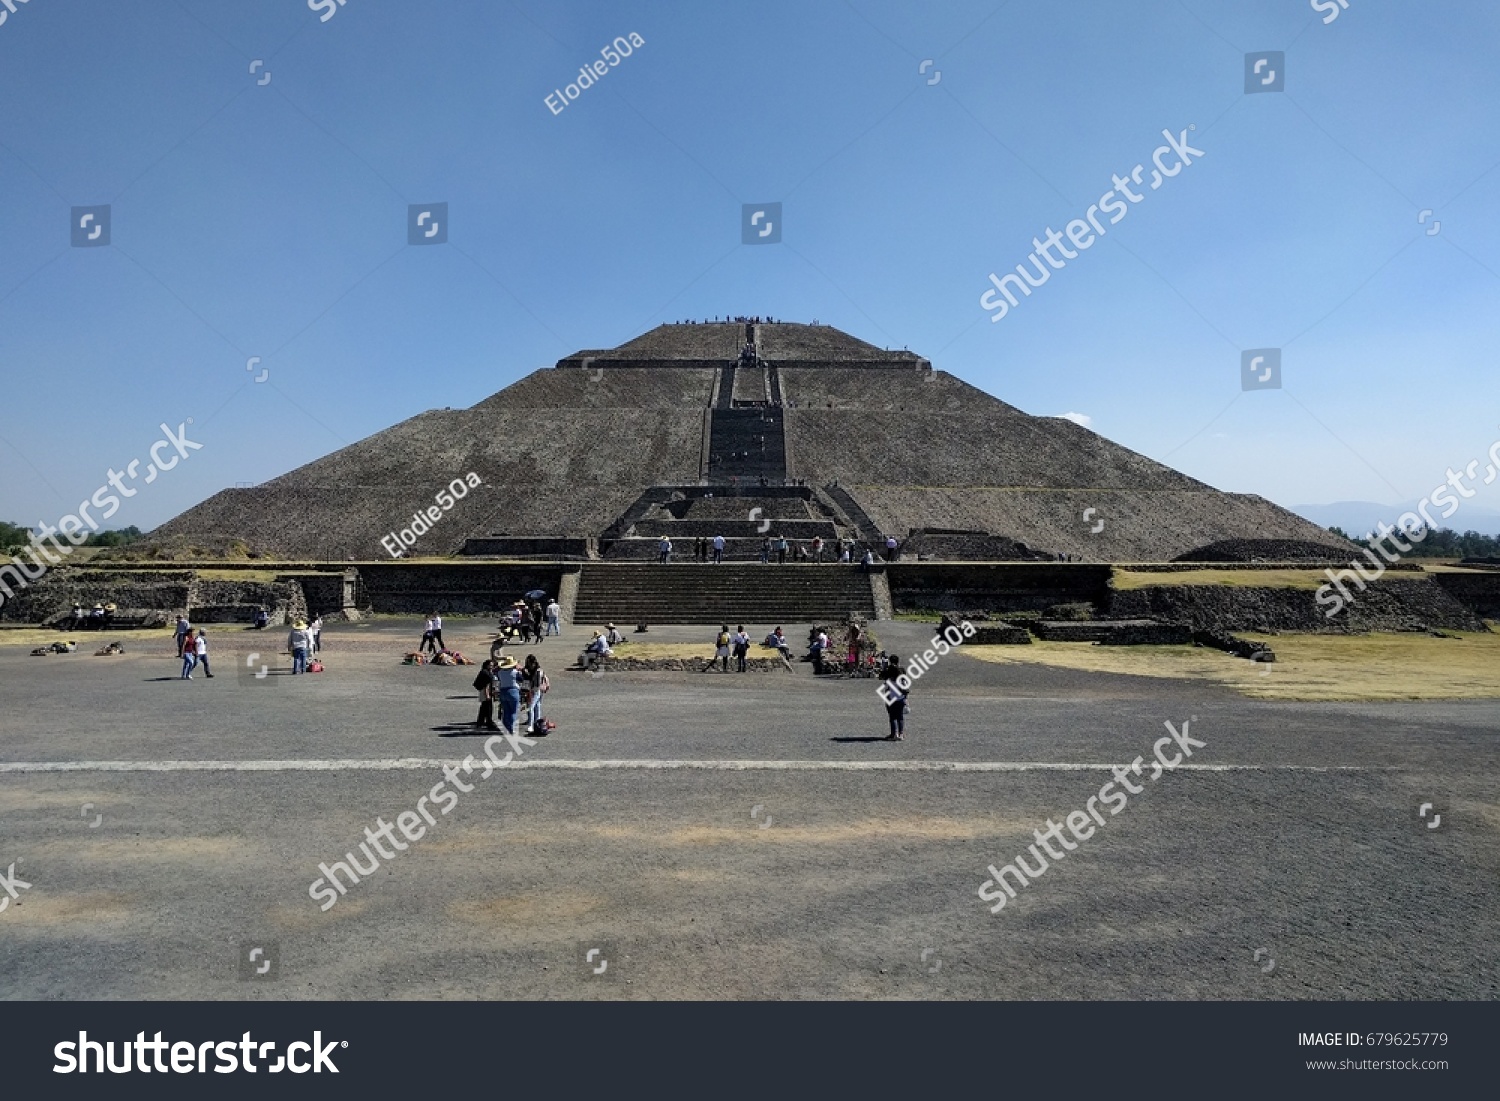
[2,0,1499,532]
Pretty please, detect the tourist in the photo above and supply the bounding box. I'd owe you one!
[494,655,522,735]
[430,612,445,652]
[546,598,561,636]
[605,623,625,646]
[420,614,436,654]
[860,547,875,572]
[659,535,673,564]
[714,625,731,672]
[712,534,726,564]
[69,603,84,631]
[254,608,269,630]
[776,536,788,565]
[694,536,705,563]
[885,535,899,562]
[733,624,751,672]
[770,626,790,657]
[811,535,824,563]
[287,619,311,675]
[582,631,612,670]
[193,629,214,678]
[309,615,323,655]
[473,659,500,731]
[180,633,199,679]
[174,614,192,656]
[522,653,549,734]
[846,621,863,669]
[880,655,908,740]
[91,603,106,627]
[529,601,546,644]
[759,537,771,564]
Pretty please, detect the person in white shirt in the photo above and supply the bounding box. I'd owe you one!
[430,613,445,651]
[193,629,214,678]
[658,537,673,564]
[546,600,561,636]
[712,534,726,564]
[309,616,323,654]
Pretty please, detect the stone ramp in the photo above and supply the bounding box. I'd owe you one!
[573,563,878,624]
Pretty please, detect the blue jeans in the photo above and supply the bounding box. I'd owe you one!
[546,617,559,636]
[528,689,543,729]
[181,653,197,678]
[498,688,521,734]
[292,647,307,675]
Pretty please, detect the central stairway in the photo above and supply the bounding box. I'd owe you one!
[573,562,879,624]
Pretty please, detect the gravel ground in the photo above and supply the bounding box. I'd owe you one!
[0,619,1496,1000]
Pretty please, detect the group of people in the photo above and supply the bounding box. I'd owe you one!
[495,599,561,646]
[473,653,549,735]
[708,625,753,672]
[285,617,322,674]
[64,603,116,629]
[580,623,625,669]
[172,616,213,679]
[656,535,895,566]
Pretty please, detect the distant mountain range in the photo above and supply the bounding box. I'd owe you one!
[1292,501,1500,538]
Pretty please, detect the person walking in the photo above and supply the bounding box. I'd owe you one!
[473,659,501,731]
[494,655,522,735]
[192,628,214,678]
[174,614,193,656]
[658,536,673,564]
[420,614,436,654]
[430,612,445,652]
[522,653,549,734]
[733,625,751,672]
[529,601,546,644]
[287,619,311,675]
[712,534,726,564]
[180,634,199,679]
[546,599,561,636]
[880,655,908,740]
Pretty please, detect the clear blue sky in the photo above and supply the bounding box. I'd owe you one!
[3,0,1499,532]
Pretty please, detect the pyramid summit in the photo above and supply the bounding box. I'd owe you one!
[152,319,1341,562]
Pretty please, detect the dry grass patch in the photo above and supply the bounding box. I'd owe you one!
[966,631,1500,701]
[1110,568,1331,591]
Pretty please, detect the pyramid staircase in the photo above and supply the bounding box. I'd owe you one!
[573,562,879,624]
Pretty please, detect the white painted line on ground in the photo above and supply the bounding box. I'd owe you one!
[0,759,1395,773]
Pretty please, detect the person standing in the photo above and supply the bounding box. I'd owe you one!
[546,599,561,636]
[885,535,899,563]
[759,537,771,564]
[175,614,192,656]
[287,619,311,675]
[193,629,214,678]
[861,547,875,572]
[811,535,824,563]
[712,534,725,564]
[529,602,546,644]
[420,615,436,654]
[70,603,84,631]
[714,625,732,672]
[430,612,445,652]
[522,653,549,734]
[309,615,323,655]
[777,536,788,565]
[473,659,501,731]
[733,625,751,673]
[879,655,908,740]
[494,655,522,735]
[659,536,673,564]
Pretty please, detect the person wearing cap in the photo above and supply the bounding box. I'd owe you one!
[174,613,191,654]
[493,655,522,735]
[192,628,214,679]
[287,619,312,675]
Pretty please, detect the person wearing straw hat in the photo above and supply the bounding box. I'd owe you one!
[493,655,522,735]
[287,619,312,675]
